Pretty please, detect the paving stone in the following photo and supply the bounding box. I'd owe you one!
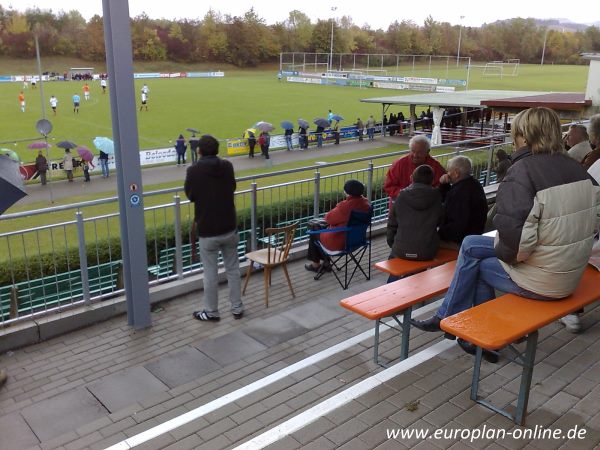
[299,436,338,450]
[282,300,345,329]
[291,416,337,444]
[20,388,107,442]
[243,316,309,347]
[86,366,168,413]
[144,346,220,388]
[263,435,302,450]
[324,417,371,446]
[0,412,40,448]
[194,330,267,366]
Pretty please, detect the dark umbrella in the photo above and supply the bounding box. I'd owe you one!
[57,140,77,149]
[27,141,51,150]
[297,119,310,129]
[0,155,26,215]
[314,118,330,128]
[186,127,200,134]
[280,120,294,130]
[331,114,344,121]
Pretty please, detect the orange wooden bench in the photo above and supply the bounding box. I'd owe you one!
[441,265,600,425]
[374,248,459,278]
[341,261,456,365]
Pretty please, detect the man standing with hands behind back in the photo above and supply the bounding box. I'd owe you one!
[185,135,244,322]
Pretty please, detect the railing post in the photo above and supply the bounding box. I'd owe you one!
[313,171,321,218]
[367,162,374,202]
[250,182,258,251]
[76,211,91,306]
[485,140,495,186]
[173,195,183,279]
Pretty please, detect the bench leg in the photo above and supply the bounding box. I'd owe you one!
[400,307,412,360]
[470,346,483,402]
[373,320,381,366]
[515,331,538,426]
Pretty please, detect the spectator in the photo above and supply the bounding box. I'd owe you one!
[244,129,257,158]
[284,127,293,151]
[384,135,446,208]
[258,131,270,159]
[566,124,591,163]
[35,150,48,185]
[184,135,243,321]
[582,114,600,171]
[356,118,364,141]
[493,149,512,182]
[305,180,371,273]
[437,155,488,248]
[62,149,73,182]
[82,160,90,182]
[298,125,308,149]
[189,134,200,164]
[387,164,442,262]
[332,120,340,145]
[175,134,187,165]
[412,107,600,358]
[99,150,109,178]
[315,125,325,148]
[366,115,376,140]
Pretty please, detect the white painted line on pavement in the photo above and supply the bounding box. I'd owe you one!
[104,300,443,450]
[232,339,455,450]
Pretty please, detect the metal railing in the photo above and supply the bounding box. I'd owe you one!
[0,133,511,326]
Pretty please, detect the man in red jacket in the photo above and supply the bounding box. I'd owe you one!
[305,180,371,272]
[384,135,446,208]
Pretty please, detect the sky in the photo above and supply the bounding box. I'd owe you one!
[9,0,600,29]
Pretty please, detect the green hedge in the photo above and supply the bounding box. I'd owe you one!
[1,186,387,286]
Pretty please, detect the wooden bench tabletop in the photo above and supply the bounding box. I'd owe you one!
[341,261,456,319]
[374,248,459,277]
[441,265,600,350]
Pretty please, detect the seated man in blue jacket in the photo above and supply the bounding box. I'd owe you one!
[437,155,488,248]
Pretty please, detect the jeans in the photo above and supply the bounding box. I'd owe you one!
[367,128,375,140]
[437,235,552,318]
[317,133,323,147]
[285,135,293,151]
[100,159,109,177]
[198,229,243,316]
[191,148,198,163]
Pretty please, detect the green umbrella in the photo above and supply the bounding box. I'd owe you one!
[0,148,20,162]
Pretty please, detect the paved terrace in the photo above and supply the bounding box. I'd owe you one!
[1,232,600,450]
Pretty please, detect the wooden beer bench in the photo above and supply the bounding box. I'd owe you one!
[441,265,600,425]
[373,248,459,278]
[340,261,456,366]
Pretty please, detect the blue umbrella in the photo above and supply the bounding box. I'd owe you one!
[93,136,115,155]
[280,120,294,130]
[331,114,344,121]
[0,155,26,215]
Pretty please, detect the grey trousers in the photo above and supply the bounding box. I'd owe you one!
[198,229,243,316]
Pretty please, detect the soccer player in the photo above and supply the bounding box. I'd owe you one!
[83,83,90,100]
[100,78,107,94]
[139,91,148,111]
[18,91,25,112]
[72,93,81,113]
[49,95,58,115]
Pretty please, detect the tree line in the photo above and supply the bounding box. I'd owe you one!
[1,6,599,67]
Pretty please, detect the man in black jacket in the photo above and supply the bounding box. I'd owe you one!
[184,135,244,321]
[438,155,488,247]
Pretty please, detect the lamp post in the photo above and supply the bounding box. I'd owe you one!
[329,6,337,72]
[541,28,549,66]
[456,15,465,66]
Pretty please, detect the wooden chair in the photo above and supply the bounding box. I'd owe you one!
[242,222,298,307]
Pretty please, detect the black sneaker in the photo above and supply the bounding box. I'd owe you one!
[233,311,244,320]
[193,310,220,322]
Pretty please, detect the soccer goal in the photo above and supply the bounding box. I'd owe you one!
[482,59,520,78]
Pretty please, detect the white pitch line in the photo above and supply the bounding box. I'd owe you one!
[104,300,442,450]
[232,339,455,450]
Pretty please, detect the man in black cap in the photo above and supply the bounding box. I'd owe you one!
[305,179,371,272]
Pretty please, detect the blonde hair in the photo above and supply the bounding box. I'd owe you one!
[511,107,564,154]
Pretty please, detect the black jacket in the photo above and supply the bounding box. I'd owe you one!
[184,155,237,237]
[387,183,442,260]
[438,176,488,245]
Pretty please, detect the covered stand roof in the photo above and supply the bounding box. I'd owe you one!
[361,90,591,118]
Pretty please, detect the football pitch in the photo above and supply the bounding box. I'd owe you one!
[0,63,589,164]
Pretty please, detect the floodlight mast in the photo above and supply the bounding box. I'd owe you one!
[329,7,337,72]
[457,15,465,67]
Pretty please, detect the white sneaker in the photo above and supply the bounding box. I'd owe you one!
[558,314,582,333]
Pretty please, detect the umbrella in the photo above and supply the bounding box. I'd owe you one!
[0,148,20,162]
[0,155,26,215]
[280,120,294,130]
[76,146,94,162]
[297,119,310,129]
[314,118,330,128]
[331,114,344,121]
[186,127,200,134]
[255,121,275,132]
[57,140,77,149]
[93,137,115,155]
[244,128,256,139]
[27,141,51,150]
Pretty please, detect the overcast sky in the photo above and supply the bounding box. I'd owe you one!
[11,0,599,29]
